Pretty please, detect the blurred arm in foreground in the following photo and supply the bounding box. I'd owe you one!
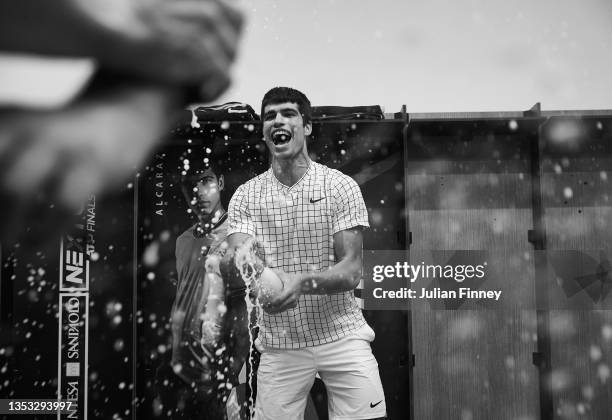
[0,0,243,240]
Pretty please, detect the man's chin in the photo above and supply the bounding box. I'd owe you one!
[194,209,211,218]
[271,146,294,158]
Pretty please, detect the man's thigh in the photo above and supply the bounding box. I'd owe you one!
[317,329,387,420]
[255,347,317,420]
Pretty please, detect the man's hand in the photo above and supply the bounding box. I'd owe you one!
[201,313,222,350]
[261,270,304,314]
[0,85,179,212]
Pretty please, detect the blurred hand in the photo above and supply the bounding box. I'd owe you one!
[262,270,304,314]
[0,0,245,241]
[201,315,222,349]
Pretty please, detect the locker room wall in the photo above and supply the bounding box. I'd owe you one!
[539,116,612,420]
[306,114,611,420]
[405,120,540,420]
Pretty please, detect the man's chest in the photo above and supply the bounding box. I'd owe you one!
[179,230,224,271]
[253,182,331,233]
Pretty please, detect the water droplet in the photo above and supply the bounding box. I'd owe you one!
[114,339,124,352]
[190,111,200,129]
[143,242,160,267]
[582,384,594,400]
[160,230,171,242]
[590,345,602,361]
[602,324,612,341]
[597,364,610,383]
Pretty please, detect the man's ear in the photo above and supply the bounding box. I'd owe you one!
[218,175,225,191]
[305,122,312,136]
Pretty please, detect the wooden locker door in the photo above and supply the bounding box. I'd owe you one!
[407,121,540,420]
[540,116,612,420]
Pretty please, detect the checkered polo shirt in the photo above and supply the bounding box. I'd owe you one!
[228,161,369,349]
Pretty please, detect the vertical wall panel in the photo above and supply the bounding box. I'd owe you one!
[407,123,540,420]
[542,120,612,420]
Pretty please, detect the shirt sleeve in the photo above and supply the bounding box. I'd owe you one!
[227,182,256,237]
[331,174,370,234]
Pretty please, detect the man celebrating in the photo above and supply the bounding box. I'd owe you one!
[224,87,386,419]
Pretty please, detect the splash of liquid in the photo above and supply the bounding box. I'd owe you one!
[233,237,265,417]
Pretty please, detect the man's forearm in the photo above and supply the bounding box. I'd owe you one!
[220,247,244,290]
[204,272,225,323]
[300,258,361,295]
[221,233,266,293]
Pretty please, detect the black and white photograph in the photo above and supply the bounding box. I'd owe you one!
[1,1,611,419]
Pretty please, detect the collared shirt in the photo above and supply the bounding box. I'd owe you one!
[171,219,228,385]
[228,161,369,349]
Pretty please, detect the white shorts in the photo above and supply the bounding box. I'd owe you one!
[254,324,386,420]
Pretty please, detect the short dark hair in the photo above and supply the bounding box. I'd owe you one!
[179,151,223,184]
[261,87,312,125]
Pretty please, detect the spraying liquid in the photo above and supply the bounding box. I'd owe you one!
[233,237,266,418]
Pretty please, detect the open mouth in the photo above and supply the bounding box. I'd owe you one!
[271,129,292,145]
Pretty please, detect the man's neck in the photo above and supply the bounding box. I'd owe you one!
[271,152,311,187]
